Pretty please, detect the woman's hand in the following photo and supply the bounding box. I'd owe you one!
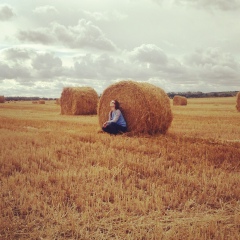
[103,122,108,128]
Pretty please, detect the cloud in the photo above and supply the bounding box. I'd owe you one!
[31,53,64,78]
[175,0,240,11]
[18,28,55,44]
[184,48,240,86]
[17,19,117,51]
[82,10,127,21]
[33,5,59,15]
[130,44,168,65]
[0,5,15,21]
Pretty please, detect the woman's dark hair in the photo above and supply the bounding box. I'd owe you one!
[112,100,120,109]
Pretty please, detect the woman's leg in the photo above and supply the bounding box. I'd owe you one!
[102,122,119,134]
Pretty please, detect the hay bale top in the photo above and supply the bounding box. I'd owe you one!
[0,96,5,103]
[61,87,98,115]
[173,95,187,106]
[236,91,240,112]
[98,80,173,134]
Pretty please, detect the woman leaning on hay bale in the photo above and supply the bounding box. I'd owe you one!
[98,80,172,135]
[102,100,127,135]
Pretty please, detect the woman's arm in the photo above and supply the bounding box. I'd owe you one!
[107,109,121,123]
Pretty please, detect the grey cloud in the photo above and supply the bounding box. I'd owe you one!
[18,28,55,44]
[52,20,117,50]
[130,44,168,65]
[33,5,59,14]
[175,0,240,10]
[17,20,117,51]
[184,48,240,86]
[32,53,64,78]
[3,48,33,62]
[0,5,15,21]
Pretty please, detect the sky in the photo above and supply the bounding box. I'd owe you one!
[0,0,240,97]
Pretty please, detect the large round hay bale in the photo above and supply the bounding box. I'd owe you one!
[98,81,173,134]
[236,92,240,112]
[61,87,98,115]
[0,96,5,103]
[173,95,187,106]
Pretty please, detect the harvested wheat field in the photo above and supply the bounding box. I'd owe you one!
[0,98,240,240]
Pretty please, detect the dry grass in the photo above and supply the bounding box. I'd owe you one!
[0,98,240,239]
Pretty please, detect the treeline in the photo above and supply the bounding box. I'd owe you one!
[5,97,56,101]
[4,91,239,101]
[167,91,238,99]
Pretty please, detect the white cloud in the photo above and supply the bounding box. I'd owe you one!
[33,5,59,15]
[0,5,15,21]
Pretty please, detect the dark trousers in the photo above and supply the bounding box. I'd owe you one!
[102,122,127,135]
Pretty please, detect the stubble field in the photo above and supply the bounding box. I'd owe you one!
[0,97,240,240]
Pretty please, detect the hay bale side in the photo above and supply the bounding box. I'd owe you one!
[38,100,45,104]
[98,81,173,134]
[61,87,98,115]
[173,95,187,106]
[32,101,38,104]
[236,92,240,112]
[0,96,5,103]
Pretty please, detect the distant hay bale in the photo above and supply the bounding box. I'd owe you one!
[32,101,38,104]
[38,100,45,104]
[61,87,98,115]
[236,92,240,112]
[0,96,5,103]
[55,98,60,105]
[98,81,173,134]
[173,95,187,106]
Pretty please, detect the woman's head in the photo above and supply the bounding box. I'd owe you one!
[110,100,119,110]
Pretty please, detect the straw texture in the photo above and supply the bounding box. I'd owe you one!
[173,95,187,106]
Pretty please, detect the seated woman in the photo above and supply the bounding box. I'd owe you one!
[102,100,127,135]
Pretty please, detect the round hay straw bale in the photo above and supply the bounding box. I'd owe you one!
[98,81,173,134]
[236,92,240,112]
[173,95,187,106]
[38,100,45,104]
[0,96,5,103]
[32,101,38,104]
[55,98,60,105]
[61,87,98,115]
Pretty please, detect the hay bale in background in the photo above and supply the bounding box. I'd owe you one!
[236,92,240,112]
[98,81,173,134]
[173,95,187,106]
[32,101,38,104]
[38,100,45,104]
[0,96,5,103]
[61,87,98,115]
[55,98,60,105]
